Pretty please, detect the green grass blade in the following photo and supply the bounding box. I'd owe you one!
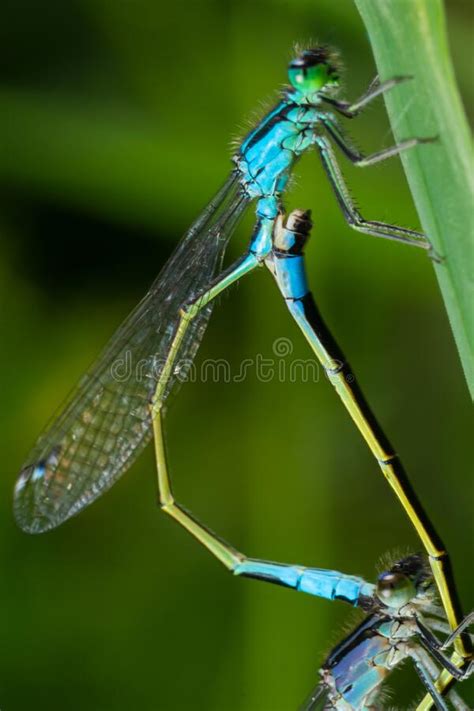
[354,0,474,397]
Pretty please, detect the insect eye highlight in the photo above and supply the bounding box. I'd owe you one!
[376,572,416,608]
[288,48,339,94]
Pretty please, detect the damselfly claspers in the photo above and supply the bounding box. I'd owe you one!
[14,47,469,700]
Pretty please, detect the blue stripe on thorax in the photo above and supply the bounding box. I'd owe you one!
[240,101,293,154]
[237,102,322,200]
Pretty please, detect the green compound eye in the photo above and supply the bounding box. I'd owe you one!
[288,47,339,95]
[288,64,338,93]
[376,571,416,609]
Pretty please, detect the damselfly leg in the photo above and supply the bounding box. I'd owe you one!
[315,135,430,248]
[319,74,412,118]
[320,114,435,167]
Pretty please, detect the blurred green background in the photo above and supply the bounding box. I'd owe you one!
[0,1,472,709]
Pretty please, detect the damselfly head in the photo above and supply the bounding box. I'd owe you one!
[375,554,432,611]
[288,46,340,98]
[376,570,416,610]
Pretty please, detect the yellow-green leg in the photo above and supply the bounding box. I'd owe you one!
[152,409,243,569]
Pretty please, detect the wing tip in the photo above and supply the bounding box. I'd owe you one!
[13,464,61,534]
[13,499,58,534]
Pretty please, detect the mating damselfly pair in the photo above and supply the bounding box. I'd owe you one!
[14,46,472,708]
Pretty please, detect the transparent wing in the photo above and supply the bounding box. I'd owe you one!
[14,174,248,533]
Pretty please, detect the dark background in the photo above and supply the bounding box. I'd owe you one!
[0,1,472,709]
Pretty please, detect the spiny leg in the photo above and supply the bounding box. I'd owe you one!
[440,613,474,651]
[411,646,472,711]
[417,632,472,682]
[416,615,474,675]
[416,666,467,711]
[314,135,430,249]
[410,648,452,711]
[321,114,435,167]
[426,617,474,643]
[320,75,412,118]
[418,638,473,711]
